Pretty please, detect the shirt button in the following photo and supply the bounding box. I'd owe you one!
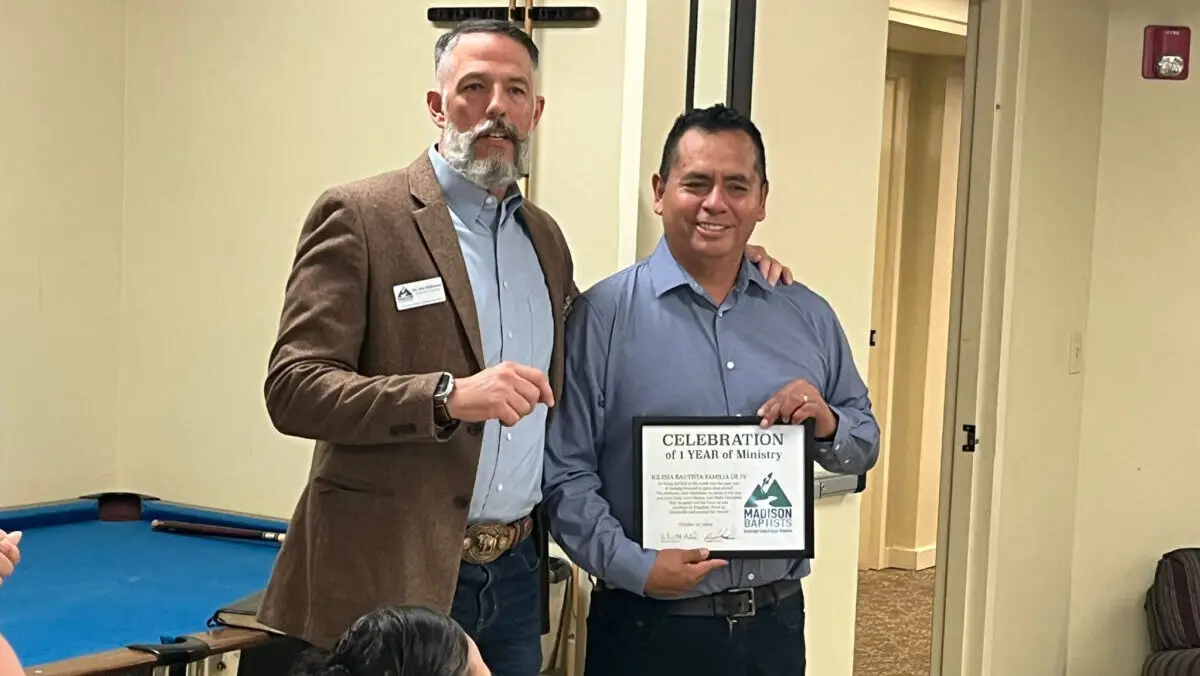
[503,281,509,289]
[497,484,504,492]
[485,196,496,205]
[747,573,756,581]
[726,361,735,370]
[506,432,513,441]
[507,331,514,339]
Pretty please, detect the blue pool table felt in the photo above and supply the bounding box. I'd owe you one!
[0,498,285,666]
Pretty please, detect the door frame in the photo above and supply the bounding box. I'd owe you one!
[930,0,1012,674]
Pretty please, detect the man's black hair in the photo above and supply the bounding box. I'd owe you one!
[434,19,539,75]
[657,104,767,184]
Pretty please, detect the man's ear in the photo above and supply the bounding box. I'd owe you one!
[652,173,666,215]
[757,180,769,221]
[427,89,446,128]
[533,95,546,128]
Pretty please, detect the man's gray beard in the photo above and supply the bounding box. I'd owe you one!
[441,118,531,192]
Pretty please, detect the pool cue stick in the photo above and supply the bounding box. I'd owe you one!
[150,518,286,543]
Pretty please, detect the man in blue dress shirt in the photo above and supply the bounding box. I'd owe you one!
[542,104,881,676]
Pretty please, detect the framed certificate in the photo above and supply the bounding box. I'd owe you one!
[631,416,816,560]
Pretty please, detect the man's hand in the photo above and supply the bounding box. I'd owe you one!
[446,361,554,427]
[745,243,793,286]
[0,531,21,588]
[757,379,837,438]
[643,548,728,597]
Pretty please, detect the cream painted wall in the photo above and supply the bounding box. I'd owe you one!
[1066,0,1200,672]
[691,0,731,110]
[751,0,890,673]
[975,0,1200,673]
[0,1,125,507]
[974,0,1106,670]
[626,0,690,259]
[629,0,730,259]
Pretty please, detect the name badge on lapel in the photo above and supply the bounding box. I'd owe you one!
[393,277,447,312]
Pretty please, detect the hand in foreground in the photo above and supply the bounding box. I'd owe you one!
[643,548,728,597]
[0,531,21,587]
[1,633,25,676]
[746,244,794,286]
[757,379,837,438]
[446,361,554,427]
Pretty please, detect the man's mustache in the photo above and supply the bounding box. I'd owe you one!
[466,118,524,143]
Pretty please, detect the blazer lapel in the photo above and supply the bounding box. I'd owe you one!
[519,206,566,397]
[408,153,486,371]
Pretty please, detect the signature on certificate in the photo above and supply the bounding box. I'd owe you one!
[704,527,735,542]
[659,527,737,544]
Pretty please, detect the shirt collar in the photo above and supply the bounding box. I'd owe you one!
[427,144,523,228]
[647,235,774,299]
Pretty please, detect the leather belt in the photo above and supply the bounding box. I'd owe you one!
[599,578,803,619]
[461,514,534,565]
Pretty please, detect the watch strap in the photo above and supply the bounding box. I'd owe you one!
[434,373,454,425]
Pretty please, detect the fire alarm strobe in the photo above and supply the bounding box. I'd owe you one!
[1143,25,1191,80]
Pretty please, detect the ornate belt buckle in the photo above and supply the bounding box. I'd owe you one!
[462,522,512,565]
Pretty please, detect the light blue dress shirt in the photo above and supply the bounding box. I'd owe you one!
[428,146,554,525]
[542,237,880,598]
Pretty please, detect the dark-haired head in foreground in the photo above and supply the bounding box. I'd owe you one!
[291,605,491,676]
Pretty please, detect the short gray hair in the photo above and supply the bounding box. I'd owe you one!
[434,19,540,82]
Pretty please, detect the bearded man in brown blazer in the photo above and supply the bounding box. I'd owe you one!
[256,18,792,676]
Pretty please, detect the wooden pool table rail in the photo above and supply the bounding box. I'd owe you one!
[23,626,278,676]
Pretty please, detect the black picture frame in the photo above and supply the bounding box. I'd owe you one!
[631,415,816,560]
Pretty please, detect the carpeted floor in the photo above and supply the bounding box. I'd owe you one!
[854,567,938,676]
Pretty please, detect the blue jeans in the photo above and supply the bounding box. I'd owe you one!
[584,584,807,676]
[450,536,543,676]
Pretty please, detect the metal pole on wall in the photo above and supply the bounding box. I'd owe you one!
[509,0,535,199]
[725,0,757,116]
[686,0,699,111]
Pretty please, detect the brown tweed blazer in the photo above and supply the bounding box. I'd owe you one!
[256,149,576,650]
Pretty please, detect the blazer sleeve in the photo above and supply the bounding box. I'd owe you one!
[264,188,445,446]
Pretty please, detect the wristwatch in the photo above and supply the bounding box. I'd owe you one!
[433,372,456,425]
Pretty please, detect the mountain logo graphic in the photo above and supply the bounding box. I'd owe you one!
[744,472,792,509]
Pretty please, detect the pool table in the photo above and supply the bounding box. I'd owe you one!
[0,493,304,675]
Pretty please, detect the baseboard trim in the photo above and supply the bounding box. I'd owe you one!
[885,544,937,570]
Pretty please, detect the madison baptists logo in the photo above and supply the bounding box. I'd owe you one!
[743,472,794,533]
